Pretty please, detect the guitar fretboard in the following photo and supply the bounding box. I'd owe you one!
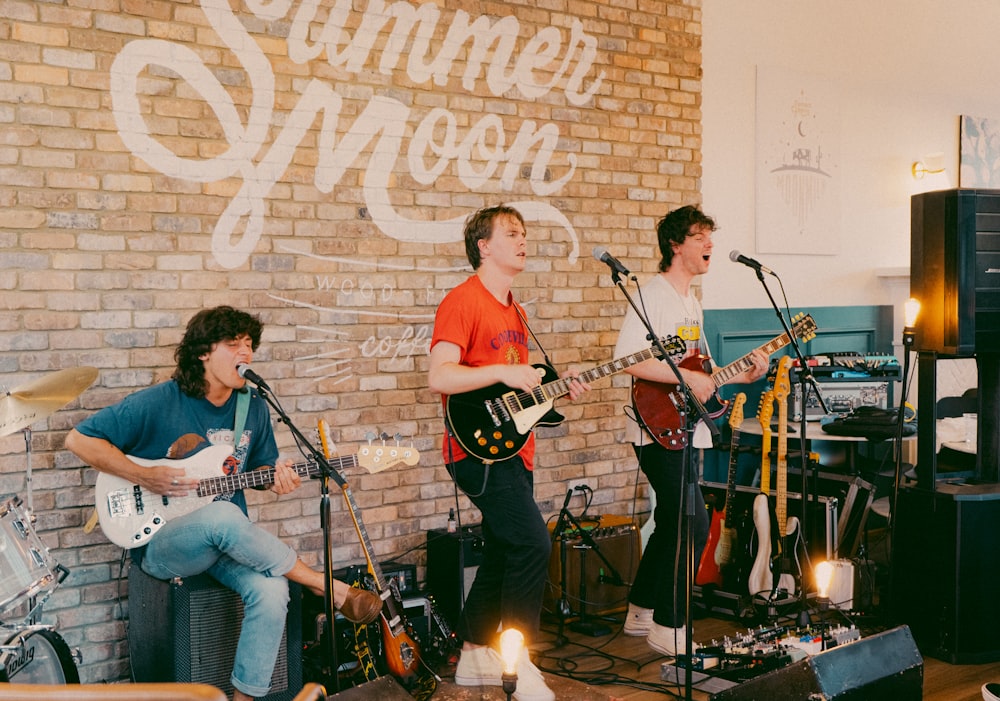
[723,393,746,520]
[774,358,792,535]
[505,338,682,412]
[195,454,358,497]
[710,315,816,388]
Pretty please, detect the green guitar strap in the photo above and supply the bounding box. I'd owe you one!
[234,388,251,445]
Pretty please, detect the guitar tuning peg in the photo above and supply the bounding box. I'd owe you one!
[364,431,376,444]
[393,432,403,443]
[380,431,390,442]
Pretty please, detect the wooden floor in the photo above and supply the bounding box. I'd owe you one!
[506,607,1000,701]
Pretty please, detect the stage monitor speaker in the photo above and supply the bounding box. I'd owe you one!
[710,625,923,700]
[425,525,484,631]
[328,675,413,699]
[128,565,302,701]
[544,515,640,617]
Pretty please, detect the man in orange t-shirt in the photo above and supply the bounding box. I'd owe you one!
[428,205,589,701]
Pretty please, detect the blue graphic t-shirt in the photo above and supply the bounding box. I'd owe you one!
[75,380,278,515]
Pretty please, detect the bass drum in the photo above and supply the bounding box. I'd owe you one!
[0,628,79,683]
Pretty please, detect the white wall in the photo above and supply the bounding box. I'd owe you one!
[701,0,1000,316]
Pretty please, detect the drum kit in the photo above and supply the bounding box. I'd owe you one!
[0,366,100,684]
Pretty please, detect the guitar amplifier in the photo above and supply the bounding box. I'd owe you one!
[543,514,640,617]
[790,380,891,421]
[128,565,302,701]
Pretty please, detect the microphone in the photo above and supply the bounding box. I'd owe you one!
[236,363,271,391]
[592,246,631,277]
[729,249,776,276]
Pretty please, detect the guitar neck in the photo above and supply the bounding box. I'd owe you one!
[711,332,795,388]
[197,454,359,497]
[538,345,665,403]
[724,430,741,519]
[760,431,772,494]
[341,484,389,593]
[775,405,788,535]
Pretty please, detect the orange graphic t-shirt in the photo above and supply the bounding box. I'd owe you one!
[431,275,536,469]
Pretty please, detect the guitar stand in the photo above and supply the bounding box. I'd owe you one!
[553,493,627,638]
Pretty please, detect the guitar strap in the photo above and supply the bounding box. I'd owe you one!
[512,298,554,367]
[234,388,250,446]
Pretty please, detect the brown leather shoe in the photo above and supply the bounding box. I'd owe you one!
[339,587,382,625]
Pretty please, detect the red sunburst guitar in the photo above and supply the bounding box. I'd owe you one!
[318,421,423,685]
[695,393,746,587]
[632,313,817,450]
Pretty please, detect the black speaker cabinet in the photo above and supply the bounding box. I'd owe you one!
[708,625,922,700]
[911,188,1000,356]
[128,565,302,701]
[544,515,640,616]
[891,482,1000,663]
[425,525,484,631]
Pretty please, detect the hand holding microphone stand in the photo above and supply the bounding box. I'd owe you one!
[596,251,717,701]
[238,365,346,693]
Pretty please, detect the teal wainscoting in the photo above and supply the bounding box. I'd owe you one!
[701,304,894,484]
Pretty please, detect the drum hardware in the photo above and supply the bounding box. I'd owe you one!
[0,367,96,685]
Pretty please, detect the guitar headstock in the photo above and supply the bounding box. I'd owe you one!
[791,313,818,344]
[658,335,687,357]
[757,389,775,431]
[317,420,421,474]
[358,440,420,474]
[728,392,747,429]
[773,356,792,402]
[317,419,335,460]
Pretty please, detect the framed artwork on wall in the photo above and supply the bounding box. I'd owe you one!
[960,115,1000,188]
[755,66,841,255]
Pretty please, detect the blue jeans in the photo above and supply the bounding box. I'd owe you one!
[630,443,708,628]
[141,501,298,698]
[448,455,551,646]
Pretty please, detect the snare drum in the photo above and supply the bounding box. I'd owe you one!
[0,627,79,683]
[0,498,61,614]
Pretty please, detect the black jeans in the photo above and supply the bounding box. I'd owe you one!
[448,454,551,646]
[629,442,709,628]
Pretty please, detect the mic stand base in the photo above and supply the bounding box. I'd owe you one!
[569,619,612,637]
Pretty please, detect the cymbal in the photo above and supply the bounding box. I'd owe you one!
[0,367,99,437]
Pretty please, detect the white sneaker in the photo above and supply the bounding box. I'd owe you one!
[646,622,698,657]
[511,649,555,701]
[622,603,654,636]
[455,646,502,686]
[454,647,554,701]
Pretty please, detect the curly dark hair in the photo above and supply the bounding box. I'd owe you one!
[656,205,716,272]
[463,204,525,269]
[172,306,262,398]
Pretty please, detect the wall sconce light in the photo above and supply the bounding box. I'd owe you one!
[911,152,946,179]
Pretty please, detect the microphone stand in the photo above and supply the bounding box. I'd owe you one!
[254,383,345,693]
[610,269,717,701]
[750,269,827,625]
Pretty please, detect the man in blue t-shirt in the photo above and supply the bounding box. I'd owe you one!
[66,306,380,701]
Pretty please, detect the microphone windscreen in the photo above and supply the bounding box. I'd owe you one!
[593,246,609,261]
[728,249,742,263]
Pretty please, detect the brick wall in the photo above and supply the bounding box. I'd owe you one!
[0,0,704,683]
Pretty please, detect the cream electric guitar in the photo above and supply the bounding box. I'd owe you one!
[748,358,799,598]
[94,440,417,549]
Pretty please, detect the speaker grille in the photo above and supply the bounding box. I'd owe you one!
[128,565,301,701]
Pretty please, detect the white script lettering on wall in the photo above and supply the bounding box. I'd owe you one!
[109,0,603,269]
